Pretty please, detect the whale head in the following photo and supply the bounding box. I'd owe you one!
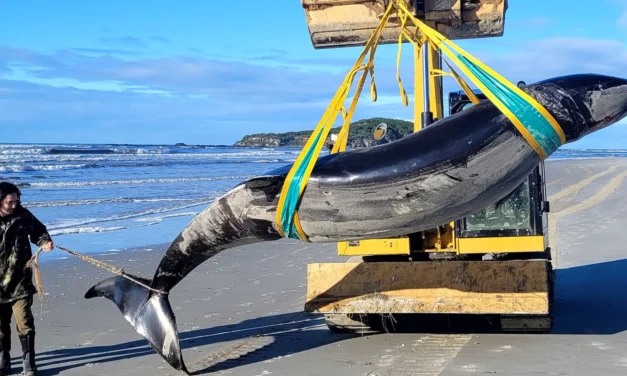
[533,73,627,142]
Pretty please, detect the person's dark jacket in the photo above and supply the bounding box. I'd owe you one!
[0,205,51,303]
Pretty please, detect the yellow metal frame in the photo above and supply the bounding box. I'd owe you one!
[336,235,547,256]
[337,237,410,256]
[415,43,443,129]
[457,236,547,254]
[302,1,554,327]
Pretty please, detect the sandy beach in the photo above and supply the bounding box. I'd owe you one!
[11,157,627,375]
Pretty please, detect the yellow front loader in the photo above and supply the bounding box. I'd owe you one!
[300,0,554,333]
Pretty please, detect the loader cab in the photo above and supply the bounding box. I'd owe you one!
[448,89,486,114]
[447,86,550,254]
[361,88,550,256]
[448,80,526,116]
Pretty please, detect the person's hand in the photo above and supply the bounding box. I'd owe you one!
[42,241,54,252]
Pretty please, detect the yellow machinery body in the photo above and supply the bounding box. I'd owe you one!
[300,0,554,333]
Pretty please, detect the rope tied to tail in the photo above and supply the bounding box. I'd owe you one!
[27,244,168,307]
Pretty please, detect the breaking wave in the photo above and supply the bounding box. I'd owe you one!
[134,211,199,224]
[23,197,195,208]
[0,163,96,173]
[27,176,251,187]
[49,226,127,236]
[47,199,213,231]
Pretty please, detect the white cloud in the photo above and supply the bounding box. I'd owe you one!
[618,10,627,28]
[3,33,627,146]
[466,36,627,84]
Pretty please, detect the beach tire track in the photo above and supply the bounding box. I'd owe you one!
[549,165,591,188]
[365,335,472,376]
[547,165,573,188]
[183,335,275,375]
[174,313,324,375]
[549,165,617,204]
[549,169,627,265]
[577,165,593,176]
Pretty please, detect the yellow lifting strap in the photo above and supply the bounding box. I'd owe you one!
[431,61,481,105]
[275,0,566,241]
[275,1,396,240]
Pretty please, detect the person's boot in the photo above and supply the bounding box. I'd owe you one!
[0,333,11,376]
[19,332,37,376]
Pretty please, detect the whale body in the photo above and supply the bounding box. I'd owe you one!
[85,73,627,373]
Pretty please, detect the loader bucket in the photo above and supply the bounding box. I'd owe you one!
[301,0,508,49]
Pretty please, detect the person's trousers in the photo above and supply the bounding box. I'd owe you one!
[0,296,35,349]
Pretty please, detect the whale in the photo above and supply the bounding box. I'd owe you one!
[84,73,627,373]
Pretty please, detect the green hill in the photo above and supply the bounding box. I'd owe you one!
[233,117,414,148]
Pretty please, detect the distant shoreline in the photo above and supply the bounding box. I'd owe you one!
[2,141,626,153]
[3,142,624,151]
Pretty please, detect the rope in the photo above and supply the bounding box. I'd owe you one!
[27,244,168,308]
[26,246,50,313]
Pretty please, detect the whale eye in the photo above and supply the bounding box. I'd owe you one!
[469,173,479,177]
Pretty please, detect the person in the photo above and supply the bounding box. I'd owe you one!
[0,182,53,376]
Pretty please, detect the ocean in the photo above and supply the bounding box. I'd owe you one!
[0,143,625,262]
[0,143,300,262]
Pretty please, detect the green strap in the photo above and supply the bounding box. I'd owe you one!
[278,129,324,240]
[458,54,563,156]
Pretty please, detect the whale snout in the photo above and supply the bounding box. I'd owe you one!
[537,73,627,141]
[587,79,627,133]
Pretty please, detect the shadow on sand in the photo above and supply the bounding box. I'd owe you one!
[26,258,627,375]
[28,311,345,375]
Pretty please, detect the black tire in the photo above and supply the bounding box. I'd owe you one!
[324,313,383,334]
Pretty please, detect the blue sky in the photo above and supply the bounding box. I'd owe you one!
[1,1,626,148]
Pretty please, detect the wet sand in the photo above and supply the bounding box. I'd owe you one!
[11,157,627,375]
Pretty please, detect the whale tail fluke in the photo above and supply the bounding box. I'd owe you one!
[85,276,188,374]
